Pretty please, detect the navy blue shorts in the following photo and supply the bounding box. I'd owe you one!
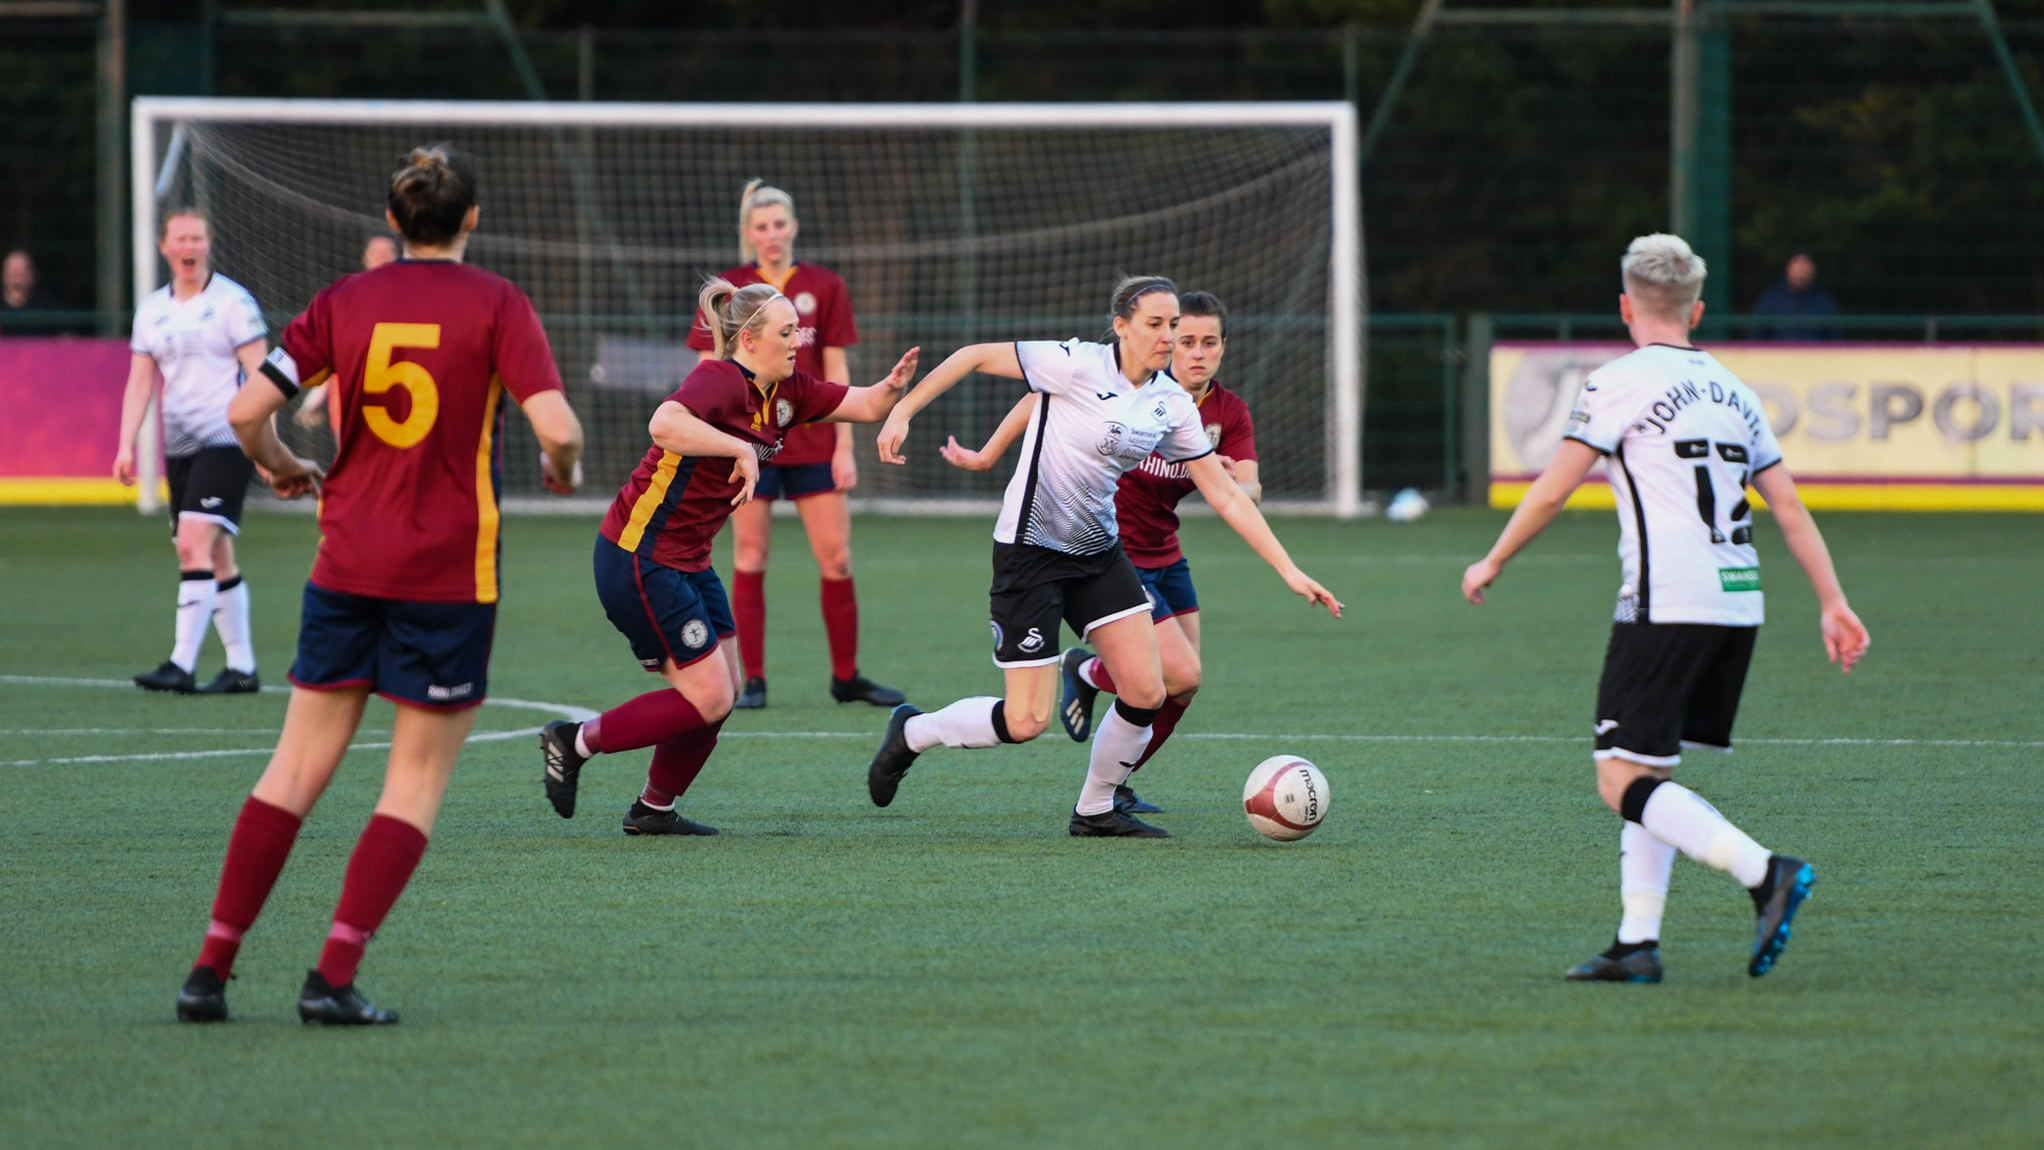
[1137,558,1200,622]
[289,582,496,710]
[754,461,836,501]
[593,537,736,672]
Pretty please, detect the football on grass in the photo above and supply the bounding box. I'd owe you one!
[1242,755,1328,841]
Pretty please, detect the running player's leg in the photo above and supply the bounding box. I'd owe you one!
[551,547,735,829]
[1073,611,1165,824]
[1131,613,1200,770]
[728,489,772,708]
[796,486,904,706]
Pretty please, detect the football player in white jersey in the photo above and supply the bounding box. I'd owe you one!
[1463,234,1870,982]
[114,208,271,695]
[863,276,1341,837]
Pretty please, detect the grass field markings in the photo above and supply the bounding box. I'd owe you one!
[0,675,598,765]
[0,725,549,767]
[702,730,2044,748]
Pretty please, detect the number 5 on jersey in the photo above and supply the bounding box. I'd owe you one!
[364,322,442,448]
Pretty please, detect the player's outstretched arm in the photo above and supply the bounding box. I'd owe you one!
[943,393,1037,472]
[876,342,1023,465]
[112,353,158,486]
[228,354,323,499]
[524,390,585,496]
[1462,438,1602,604]
[822,347,921,424]
[1187,454,1342,618]
[1751,465,1870,673]
[649,400,763,506]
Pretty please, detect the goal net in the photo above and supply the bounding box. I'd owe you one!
[133,99,1364,514]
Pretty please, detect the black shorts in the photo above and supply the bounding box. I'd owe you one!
[166,446,254,535]
[754,461,837,501]
[988,541,1151,668]
[1594,623,1758,767]
[289,582,497,710]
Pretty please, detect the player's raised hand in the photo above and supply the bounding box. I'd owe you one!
[940,435,996,472]
[1462,557,1501,605]
[1822,601,1870,674]
[1285,568,1343,619]
[876,411,911,465]
[875,347,920,392]
[729,450,760,507]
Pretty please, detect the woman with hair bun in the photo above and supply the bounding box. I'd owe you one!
[687,181,903,712]
[176,144,587,1026]
[540,278,918,838]
[862,277,1341,839]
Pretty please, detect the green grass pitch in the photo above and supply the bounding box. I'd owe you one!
[1,505,2038,1148]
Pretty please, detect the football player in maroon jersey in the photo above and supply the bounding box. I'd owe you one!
[688,181,903,711]
[175,145,586,1026]
[940,292,1259,813]
[542,278,918,836]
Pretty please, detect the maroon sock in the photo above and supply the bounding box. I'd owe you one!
[733,569,767,681]
[316,814,429,988]
[589,689,708,754]
[1129,697,1189,771]
[194,796,304,978]
[820,576,860,682]
[646,717,726,802]
[1084,657,1119,695]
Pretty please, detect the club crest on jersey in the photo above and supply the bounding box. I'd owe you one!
[1204,422,1223,448]
[1097,422,1127,457]
[681,619,711,649]
[794,291,817,316]
[775,397,795,428]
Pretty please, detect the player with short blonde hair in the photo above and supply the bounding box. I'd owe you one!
[1463,232,1870,982]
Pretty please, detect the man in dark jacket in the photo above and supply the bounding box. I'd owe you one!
[1752,251,1840,340]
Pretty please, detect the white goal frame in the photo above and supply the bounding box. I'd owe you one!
[131,97,1365,517]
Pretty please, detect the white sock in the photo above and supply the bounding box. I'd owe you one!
[1639,781,1773,889]
[172,571,217,673]
[210,578,256,673]
[904,697,1004,753]
[1617,820,1676,943]
[573,724,595,758]
[1075,704,1152,816]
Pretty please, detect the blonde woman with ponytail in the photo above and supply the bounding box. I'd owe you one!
[541,277,918,837]
[687,181,903,711]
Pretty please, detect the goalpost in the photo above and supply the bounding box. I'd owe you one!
[131,98,1365,516]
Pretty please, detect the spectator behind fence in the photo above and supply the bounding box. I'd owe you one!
[1751,251,1841,340]
[0,249,60,335]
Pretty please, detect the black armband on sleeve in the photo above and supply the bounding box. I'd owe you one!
[258,360,300,400]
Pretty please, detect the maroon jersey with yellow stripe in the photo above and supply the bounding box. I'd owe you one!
[1117,381,1257,568]
[599,361,849,572]
[273,260,563,604]
[687,262,857,466]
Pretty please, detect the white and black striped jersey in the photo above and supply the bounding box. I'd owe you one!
[1565,343,1784,626]
[996,339,1214,555]
[130,274,267,457]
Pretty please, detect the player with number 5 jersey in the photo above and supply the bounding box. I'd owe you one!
[1464,234,1869,986]
[174,145,586,1028]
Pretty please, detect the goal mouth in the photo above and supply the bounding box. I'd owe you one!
[132,98,1364,515]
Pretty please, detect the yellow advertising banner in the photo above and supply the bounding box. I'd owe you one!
[1489,343,2044,510]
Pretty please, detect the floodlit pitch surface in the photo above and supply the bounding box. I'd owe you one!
[2,507,2037,1148]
